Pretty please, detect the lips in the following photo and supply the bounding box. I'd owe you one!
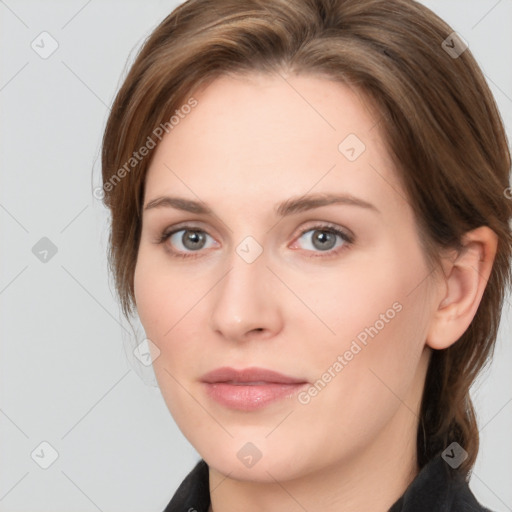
[200,367,308,411]
[200,366,307,385]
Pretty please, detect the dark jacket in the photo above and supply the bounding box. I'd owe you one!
[163,452,493,511]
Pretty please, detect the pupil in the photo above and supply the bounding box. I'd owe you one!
[313,230,335,250]
[183,230,205,250]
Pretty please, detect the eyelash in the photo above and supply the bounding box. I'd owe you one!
[155,223,354,260]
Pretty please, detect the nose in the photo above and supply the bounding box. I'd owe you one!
[208,243,283,343]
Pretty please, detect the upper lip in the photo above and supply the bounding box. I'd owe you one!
[201,366,307,385]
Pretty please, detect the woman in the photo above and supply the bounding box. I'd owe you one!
[99,0,511,510]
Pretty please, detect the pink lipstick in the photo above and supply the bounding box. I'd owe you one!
[201,367,308,411]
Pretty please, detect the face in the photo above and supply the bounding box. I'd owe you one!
[134,72,437,482]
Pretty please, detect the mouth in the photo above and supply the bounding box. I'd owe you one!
[219,381,281,385]
[200,366,308,411]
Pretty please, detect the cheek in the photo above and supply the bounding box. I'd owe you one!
[133,248,210,378]
[133,256,195,416]
[134,260,174,367]
[300,237,432,424]
[306,245,428,358]
[133,244,186,340]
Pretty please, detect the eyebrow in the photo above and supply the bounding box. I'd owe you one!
[143,192,380,216]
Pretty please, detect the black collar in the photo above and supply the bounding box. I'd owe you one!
[163,452,491,511]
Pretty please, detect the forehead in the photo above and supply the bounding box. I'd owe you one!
[144,72,404,215]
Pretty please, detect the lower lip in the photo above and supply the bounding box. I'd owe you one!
[202,382,308,411]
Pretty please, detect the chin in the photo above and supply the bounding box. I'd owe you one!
[198,437,314,483]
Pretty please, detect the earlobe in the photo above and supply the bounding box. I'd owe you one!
[426,226,498,350]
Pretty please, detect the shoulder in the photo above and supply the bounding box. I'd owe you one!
[450,475,494,512]
[389,453,494,512]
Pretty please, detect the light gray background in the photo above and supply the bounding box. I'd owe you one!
[0,1,511,511]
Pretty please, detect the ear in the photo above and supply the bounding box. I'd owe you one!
[426,226,498,350]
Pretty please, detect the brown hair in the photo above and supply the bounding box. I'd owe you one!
[100,0,512,476]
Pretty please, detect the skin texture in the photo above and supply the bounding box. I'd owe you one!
[133,73,497,512]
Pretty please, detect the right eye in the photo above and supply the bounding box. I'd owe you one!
[157,226,219,258]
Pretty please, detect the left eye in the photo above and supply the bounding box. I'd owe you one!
[293,226,352,254]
